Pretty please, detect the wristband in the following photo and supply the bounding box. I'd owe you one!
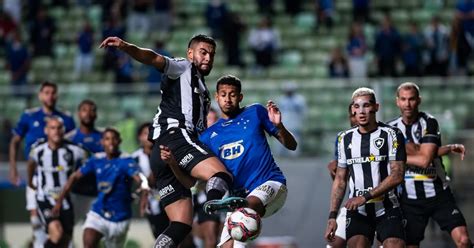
[328,211,338,219]
[363,192,373,202]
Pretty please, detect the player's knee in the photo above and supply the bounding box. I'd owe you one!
[48,221,63,242]
[382,237,405,248]
[206,172,232,194]
[155,221,192,247]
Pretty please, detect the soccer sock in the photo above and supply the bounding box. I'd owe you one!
[154,221,192,248]
[206,172,232,201]
[233,240,248,248]
[31,216,47,247]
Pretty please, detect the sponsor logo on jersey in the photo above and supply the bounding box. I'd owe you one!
[179,153,194,167]
[346,154,387,165]
[98,182,112,194]
[404,166,437,181]
[159,185,175,198]
[373,138,384,149]
[220,140,244,160]
[354,187,384,203]
[256,184,275,198]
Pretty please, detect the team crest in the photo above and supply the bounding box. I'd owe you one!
[373,138,384,149]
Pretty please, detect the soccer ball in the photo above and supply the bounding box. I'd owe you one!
[227,207,262,242]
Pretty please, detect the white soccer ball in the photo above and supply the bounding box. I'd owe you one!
[227,207,262,242]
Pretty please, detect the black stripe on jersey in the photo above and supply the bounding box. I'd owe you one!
[343,132,355,197]
[379,131,393,209]
[65,147,74,178]
[405,124,414,142]
[361,133,375,217]
[38,149,46,188]
[52,150,60,187]
[191,67,201,130]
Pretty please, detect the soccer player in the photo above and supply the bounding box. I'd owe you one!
[198,75,297,248]
[325,87,406,248]
[66,99,103,221]
[132,122,170,238]
[388,82,472,248]
[9,81,75,247]
[100,34,246,247]
[53,128,149,248]
[27,117,87,247]
[326,103,357,248]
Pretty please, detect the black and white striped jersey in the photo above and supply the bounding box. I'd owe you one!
[150,57,211,140]
[29,140,87,209]
[388,112,449,201]
[337,122,406,217]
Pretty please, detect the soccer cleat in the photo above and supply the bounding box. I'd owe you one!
[203,196,248,215]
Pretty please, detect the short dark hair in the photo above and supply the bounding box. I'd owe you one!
[216,75,242,93]
[40,81,57,92]
[78,99,97,111]
[103,127,121,140]
[137,122,151,137]
[188,34,216,49]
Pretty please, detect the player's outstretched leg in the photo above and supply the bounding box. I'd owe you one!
[203,196,248,215]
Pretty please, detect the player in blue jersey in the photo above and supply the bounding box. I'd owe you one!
[66,99,104,222]
[199,75,297,248]
[8,81,75,248]
[53,128,149,248]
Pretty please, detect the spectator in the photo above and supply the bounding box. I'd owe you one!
[374,13,401,77]
[256,0,275,15]
[328,47,349,78]
[146,40,171,94]
[6,31,31,95]
[346,22,367,78]
[101,15,126,72]
[424,16,450,76]
[284,0,302,17]
[29,7,56,57]
[248,16,280,68]
[450,16,471,75]
[205,0,228,40]
[2,0,20,25]
[222,11,246,67]
[277,82,307,157]
[153,0,173,35]
[101,0,128,24]
[128,0,152,37]
[352,0,370,23]
[0,10,17,48]
[315,0,334,32]
[402,21,424,77]
[74,21,95,79]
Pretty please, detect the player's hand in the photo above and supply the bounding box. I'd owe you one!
[345,196,366,210]
[99,36,125,49]
[52,202,61,217]
[160,145,175,165]
[450,144,466,160]
[324,219,338,242]
[266,100,281,126]
[9,168,21,186]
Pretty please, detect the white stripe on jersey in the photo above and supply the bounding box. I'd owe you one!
[181,129,208,155]
[180,70,194,132]
[152,106,162,140]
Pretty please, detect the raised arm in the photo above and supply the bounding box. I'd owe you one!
[407,143,437,168]
[99,36,166,70]
[160,145,197,188]
[266,100,297,150]
[8,135,22,185]
[408,143,466,160]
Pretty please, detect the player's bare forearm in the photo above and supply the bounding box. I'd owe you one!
[120,43,165,69]
[329,167,347,212]
[8,135,21,170]
[56,171,82,205]
[26,160,37,189]
[276,123,297,150]
[407,143,437,168]
[367,161,404,199]
[327,160,337,180]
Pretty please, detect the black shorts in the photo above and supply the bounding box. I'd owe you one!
[146,212,170,238]
[401,189,467,246]
[37,199,74,235]
[150,128,214,207]
[346,207,405,243]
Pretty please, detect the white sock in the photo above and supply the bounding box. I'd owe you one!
[31,216,47,248]
[233,240,247,248]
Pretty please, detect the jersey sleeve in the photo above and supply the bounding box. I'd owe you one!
[163,56,190,79]
[198,132,211,146]
[337,133,347,168]
[421,117,441,146]
[256,105,279,137]
[79,158,95,175]
[123,159,140,177]
[333,134,339,160]
[12,112,29,137]
[28,147,37,162]
[388,128,406,162]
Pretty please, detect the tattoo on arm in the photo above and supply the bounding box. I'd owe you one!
[369,161,404,198]
[330,167,347,212]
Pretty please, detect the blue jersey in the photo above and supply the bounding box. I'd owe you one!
[13,107,75,157]
[66,128,104,153]
[199,104,286,192]
[79,153,139,222]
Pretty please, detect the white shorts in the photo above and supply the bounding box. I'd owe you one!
[71,193,96,221]
[83,211,130,248]
[335,207,347,240]
[26,186,37,211]
[218,181,288,247]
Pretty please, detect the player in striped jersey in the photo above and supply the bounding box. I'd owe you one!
[325,87,406,248]
[27,117,87,247]
[388,82,471,248]
[100,34,246,247]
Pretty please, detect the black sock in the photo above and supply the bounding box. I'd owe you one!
[154,221,192,248]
